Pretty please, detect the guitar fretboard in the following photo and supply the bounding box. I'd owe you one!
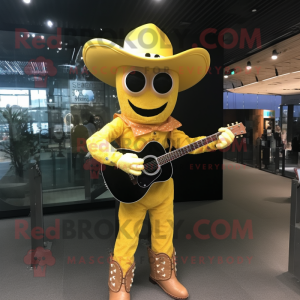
[156,132,222,166]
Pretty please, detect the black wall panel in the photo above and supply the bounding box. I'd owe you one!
[171,34,224,202]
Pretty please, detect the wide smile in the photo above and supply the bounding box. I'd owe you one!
[128,100,167,117]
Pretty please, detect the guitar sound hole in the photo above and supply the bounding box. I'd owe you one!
[143,157,159,175]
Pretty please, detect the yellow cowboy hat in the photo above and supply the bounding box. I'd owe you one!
[82,23,210,92]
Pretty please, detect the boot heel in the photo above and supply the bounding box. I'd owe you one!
[149,277,157,285]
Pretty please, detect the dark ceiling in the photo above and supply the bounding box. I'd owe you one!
[0,0,300,66]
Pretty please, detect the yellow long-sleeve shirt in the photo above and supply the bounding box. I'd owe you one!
[86,117,217,166]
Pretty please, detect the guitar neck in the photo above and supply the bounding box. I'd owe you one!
[157,132,222,166]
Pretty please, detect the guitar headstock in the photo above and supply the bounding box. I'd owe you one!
[226,122,247,138]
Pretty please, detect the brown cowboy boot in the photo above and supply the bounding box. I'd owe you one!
[108,254,136,300]
[148,247,189,300]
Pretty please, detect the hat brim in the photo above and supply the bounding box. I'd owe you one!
[83,39,210,92]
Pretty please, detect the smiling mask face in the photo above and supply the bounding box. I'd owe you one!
[116,66,179,124]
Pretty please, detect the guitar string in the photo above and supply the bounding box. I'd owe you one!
[142,133,221,171]
[143,143,198,169]
[130,126,241,175]
[143,134,218,170]
[156,134,219,166]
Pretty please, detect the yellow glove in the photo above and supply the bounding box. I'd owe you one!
[116,153,144,176]
[216,127,235,149]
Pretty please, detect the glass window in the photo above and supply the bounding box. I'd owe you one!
[31,90,47,108]
[0,94,29,107]
[224,92,282,115]
[0,29,123,215]
[0,89,29,95]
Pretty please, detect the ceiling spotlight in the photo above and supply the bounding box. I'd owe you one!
[49,99,53,102]
[246,61,252,70]
[21,34,23,38]
[100,28,102,31]
[81,57,83,60]
[47,20,53,27]
[41,36,44,39]
[47,47,49,50]
[57,51,59,53]
[224,75,228,78]
[23,0,31,3]
[32,33,35,37]
[27,34,30,38]
[272,50,278,60]
[252,9,257,12]
[58,48,62,50]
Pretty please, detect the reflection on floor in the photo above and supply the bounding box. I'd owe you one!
[43,187,86,204]
[1,159,300,300]
[95,189,112,200]
[43,187,113,204]
[3,186,113,207]
[283,167,297,172]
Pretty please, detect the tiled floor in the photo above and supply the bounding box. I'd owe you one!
[0,160,300,300]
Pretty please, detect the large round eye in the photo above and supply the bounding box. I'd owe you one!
[125,71,146,93]
[153,73,173,94]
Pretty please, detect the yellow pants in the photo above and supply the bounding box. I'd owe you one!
[113,178,174,273]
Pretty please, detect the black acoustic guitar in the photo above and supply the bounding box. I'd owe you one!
[101,122,246,203]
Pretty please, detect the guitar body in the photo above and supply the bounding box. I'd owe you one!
[101,123,246,203]
[101,141,173,203]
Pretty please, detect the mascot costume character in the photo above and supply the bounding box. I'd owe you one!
[83,24,234,300]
